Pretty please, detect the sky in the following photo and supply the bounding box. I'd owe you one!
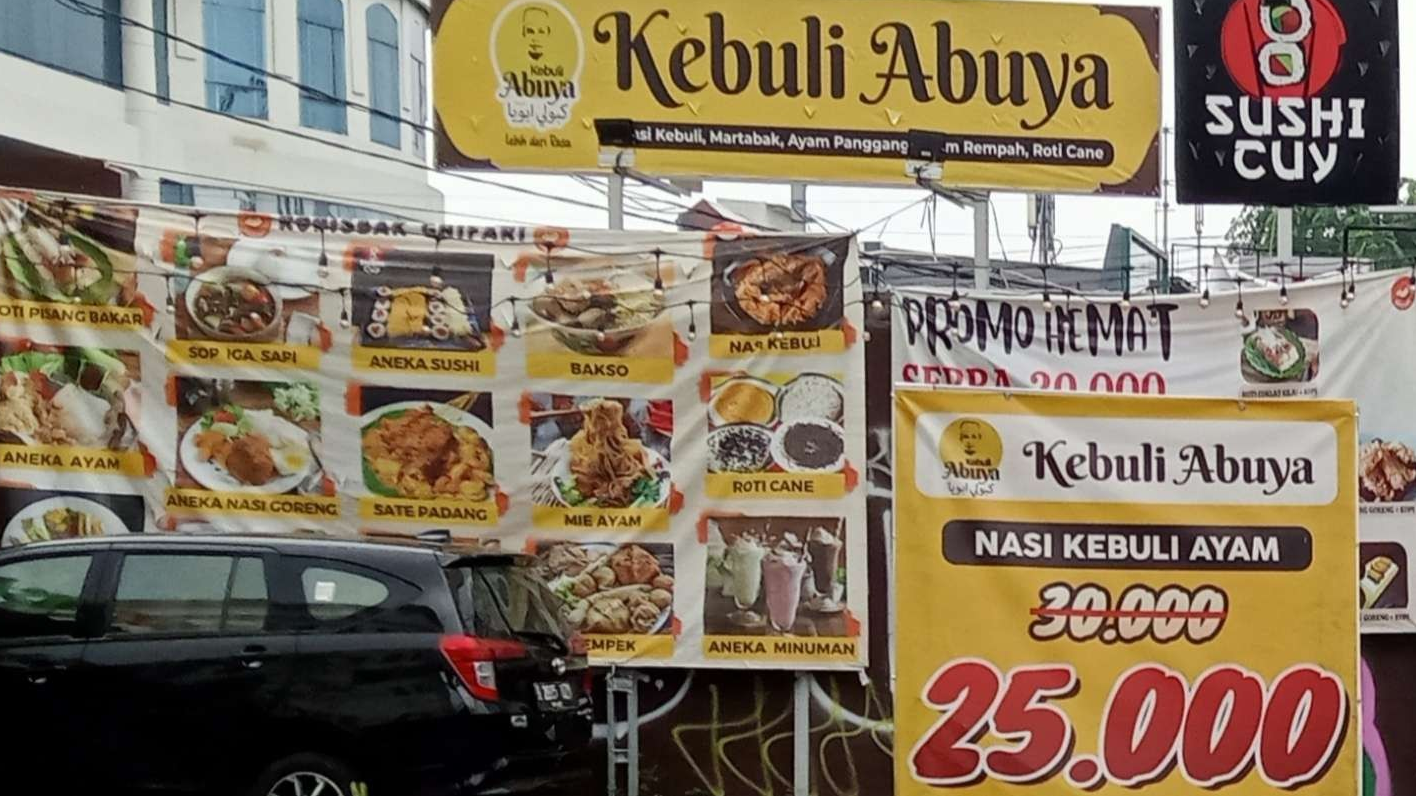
[431,0,1416,269]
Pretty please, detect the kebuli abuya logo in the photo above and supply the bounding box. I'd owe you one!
[491,0,584,130]
[938,418,1003,496]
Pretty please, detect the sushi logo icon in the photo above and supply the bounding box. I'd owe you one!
[939,418,1003,482]
[1219,0,1347,98]
[490,0,583,131]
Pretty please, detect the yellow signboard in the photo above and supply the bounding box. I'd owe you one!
[432,0,1161,194]
[893,389,1357,796]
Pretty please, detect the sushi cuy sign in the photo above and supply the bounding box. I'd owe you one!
[1174,0,1400,205]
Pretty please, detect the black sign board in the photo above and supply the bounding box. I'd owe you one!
[1175,0,1399,205]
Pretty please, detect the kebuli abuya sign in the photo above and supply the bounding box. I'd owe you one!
[1175,0,1399,205]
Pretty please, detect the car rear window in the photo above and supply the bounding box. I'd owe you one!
[284,557,440,633]
[449,562,569,642]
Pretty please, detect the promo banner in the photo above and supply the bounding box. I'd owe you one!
[894,388,1358,796]
[432,0,1161,195]
[1174,0,1400,205]
[0,189,868,670]
[891,272,1416,632]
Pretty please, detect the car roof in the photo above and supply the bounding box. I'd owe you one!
[2,534,530,567]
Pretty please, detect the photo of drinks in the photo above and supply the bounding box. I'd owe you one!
[704,515,848,637]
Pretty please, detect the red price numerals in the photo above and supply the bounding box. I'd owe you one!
[909,660,1347,790]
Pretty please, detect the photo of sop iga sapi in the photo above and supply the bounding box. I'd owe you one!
[175,378,327,495]
[1174,0,1400,205]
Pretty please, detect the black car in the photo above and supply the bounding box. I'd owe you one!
[0,534,593,796]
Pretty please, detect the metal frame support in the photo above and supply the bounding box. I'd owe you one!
[608,171,625,231]
[1276,207,1294,263]
[793,673,810,796]
[973,195,991,290]
[605,669,641,796]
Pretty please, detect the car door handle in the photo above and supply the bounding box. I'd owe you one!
[236,645,268,670]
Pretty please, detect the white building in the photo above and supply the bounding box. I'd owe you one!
[0,0,442,219]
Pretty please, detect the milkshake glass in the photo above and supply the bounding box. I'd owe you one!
[763,549,808,633]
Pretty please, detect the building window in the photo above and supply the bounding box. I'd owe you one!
[159,180,195,206]
[152,0,170,102]
[366,4,400,149]
[299,0,348,134]
[411,50,427,157]
[0,0,122,86]
[203,0,268,118]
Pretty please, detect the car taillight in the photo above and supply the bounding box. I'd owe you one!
[568,632,588,655]
[583,667,595,695]
[440,635,526,702]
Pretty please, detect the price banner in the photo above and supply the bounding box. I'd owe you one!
[893,389,1358,796]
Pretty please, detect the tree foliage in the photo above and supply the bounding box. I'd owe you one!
[1226,179,1416,268]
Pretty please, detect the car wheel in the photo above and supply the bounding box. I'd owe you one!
[249,753,365,796]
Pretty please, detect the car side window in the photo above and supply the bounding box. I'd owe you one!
[111,554,269,636]
[0,555,92,640]
[300,566,390,622]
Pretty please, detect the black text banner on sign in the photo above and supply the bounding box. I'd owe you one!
[0,189,867,670]
[891,272,1416,632]
[893,389,1358,796]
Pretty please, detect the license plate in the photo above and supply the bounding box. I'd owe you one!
[535,681,574,710]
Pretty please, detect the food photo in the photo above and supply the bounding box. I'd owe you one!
[173,257,323,347]
[1240,309,1319,384]
[529,394,672,509]
[175,378,327,495]
[524,254,675,360]
[1360,543,1408,610]
[351,247,492,353]
[710,237,846,335]
[359,387,495,502]
[1360,434,1416,503]
[708,373,846,475]
[0,487,145,547]
[0,194,141,308]
[0,342,139,451]
[534,541,675,636]
[704,516,848,637]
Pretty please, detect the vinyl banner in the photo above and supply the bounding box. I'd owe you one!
[0,189,868,670]
[891,273,1416,632]
[432,0,1161,195]
[894,388,1358,796]
[1174,0,1401,205]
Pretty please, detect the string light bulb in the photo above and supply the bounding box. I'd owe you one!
[947,288,962,311]
[508,299,522,338]
[1119,289,1131,310]
[1041,291,1053,312]
[652,249,665,299]
[317,229,330,279]
[1279,284,1289,305]
[1199,288,1211,309]
[338,289,350,329]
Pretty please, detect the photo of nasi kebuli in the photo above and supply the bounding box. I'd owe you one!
[536,542,674,636]
[711,240,844,335]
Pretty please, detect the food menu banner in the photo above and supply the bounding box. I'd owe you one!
[1174,0,1400,206]
[432,0,1161,195]
[891,272,1416,632]
[0,189,868,670]
[894,388,1358,796]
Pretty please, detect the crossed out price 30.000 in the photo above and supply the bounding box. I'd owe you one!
[1029,583,1229,644]
[909,660,1347,790]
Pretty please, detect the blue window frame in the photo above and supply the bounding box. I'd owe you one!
[203,0,268,118]
[299,0,347,134]
[366,5,400,148]
[0,0,122,85]
[153,0,170,102]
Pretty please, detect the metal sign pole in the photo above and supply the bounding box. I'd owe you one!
[973,195,991,289]
[793,672,810,796]
[608,172,626,231]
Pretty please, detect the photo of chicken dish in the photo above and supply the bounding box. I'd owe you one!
[1360,439,1416,503]
[711,239,846,336]
[0,196,138,307]
[537,542,674,636]
[177,379,323,495]
[0,347,136,450]
[361,401,495,502]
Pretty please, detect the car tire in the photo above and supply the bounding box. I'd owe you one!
[248,753,365,796]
